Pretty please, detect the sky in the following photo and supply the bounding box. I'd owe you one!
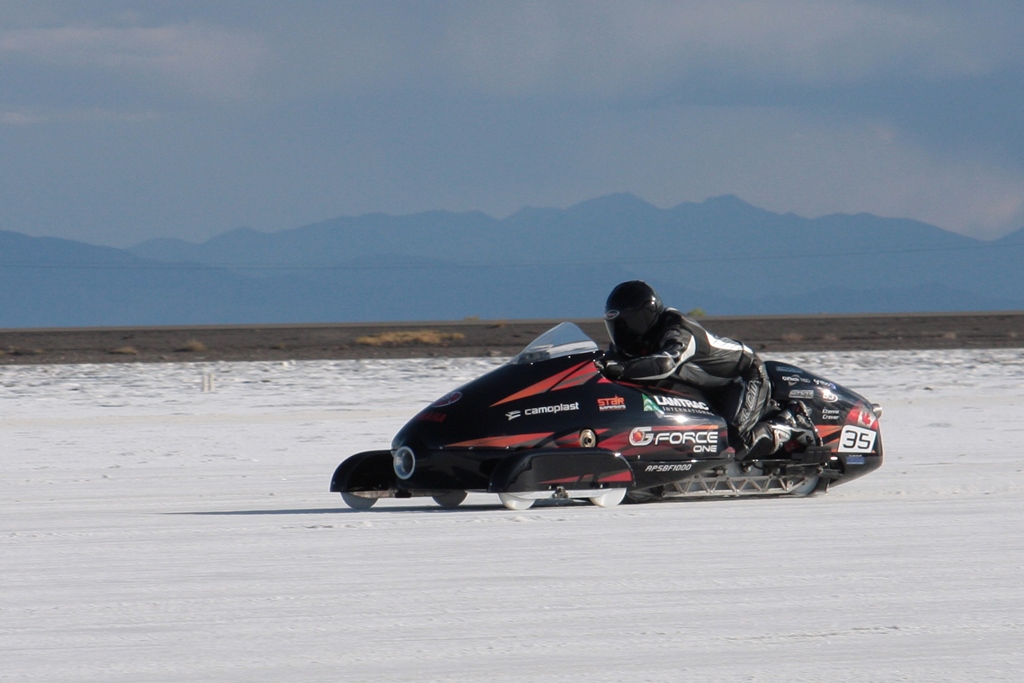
[1,1,1022,247]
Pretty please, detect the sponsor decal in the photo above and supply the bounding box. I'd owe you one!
[776,366,802,373]
[781,375,809,386]
[629,427,652,446]
[837,425,877,453]
[821,408,842,422]
[656,395,710,411]
[648,394,713,414]
[505,410,521,421]
[812,378,837,389]
[597,396,627,411]
[789,389,815,400]
[845,455,866,465]
[819,388,839,403]
[523,401,580,417]
[854,406,878,429]
[643,395,664,413]
[629,427,653,446]
[644,463,694,473]
[431,390,462,407]
[416,411,447,423]
[628,427,719,453]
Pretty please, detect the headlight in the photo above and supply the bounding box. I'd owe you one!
[393,446,416,480]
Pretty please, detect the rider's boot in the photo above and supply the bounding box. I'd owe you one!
[738,402,818,461]
[782,401,820,449]
[738,421,792,461]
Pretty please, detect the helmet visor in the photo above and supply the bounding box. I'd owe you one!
[604,304,658,356]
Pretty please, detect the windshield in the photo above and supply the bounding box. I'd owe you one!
[509,322,600,365]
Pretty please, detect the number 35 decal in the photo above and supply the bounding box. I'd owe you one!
[838,425,877,453]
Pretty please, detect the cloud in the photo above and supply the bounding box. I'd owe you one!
[0,110,39,125]
[0,107,161,126]
[0,22,269,101]
[146,2,1016,103]
[6,3,1018,106]
[609,104,1024,238]
[437,1,1022,99]
[1,2,1021,245]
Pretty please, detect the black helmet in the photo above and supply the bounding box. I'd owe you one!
[604,280,664,356]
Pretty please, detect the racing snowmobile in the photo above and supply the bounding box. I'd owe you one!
[331,322,882,510]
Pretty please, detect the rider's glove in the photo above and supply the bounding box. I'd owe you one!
[596,359,625,379]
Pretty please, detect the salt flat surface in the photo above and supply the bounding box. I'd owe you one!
[2,350,1023,682]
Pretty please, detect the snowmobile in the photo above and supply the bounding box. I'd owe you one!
[331,322,882,510]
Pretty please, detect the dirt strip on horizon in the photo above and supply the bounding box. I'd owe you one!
[1,311,1022,365]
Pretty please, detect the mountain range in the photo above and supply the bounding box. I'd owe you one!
[2,194,1022,328]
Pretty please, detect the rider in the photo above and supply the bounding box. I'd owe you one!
[600,280,816,460]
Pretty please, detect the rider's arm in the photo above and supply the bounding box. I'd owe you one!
[618,327,696,381]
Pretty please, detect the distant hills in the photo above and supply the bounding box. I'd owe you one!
[2,194,1022,327]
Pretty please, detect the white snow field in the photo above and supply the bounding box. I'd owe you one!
[2,349,1023,682]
